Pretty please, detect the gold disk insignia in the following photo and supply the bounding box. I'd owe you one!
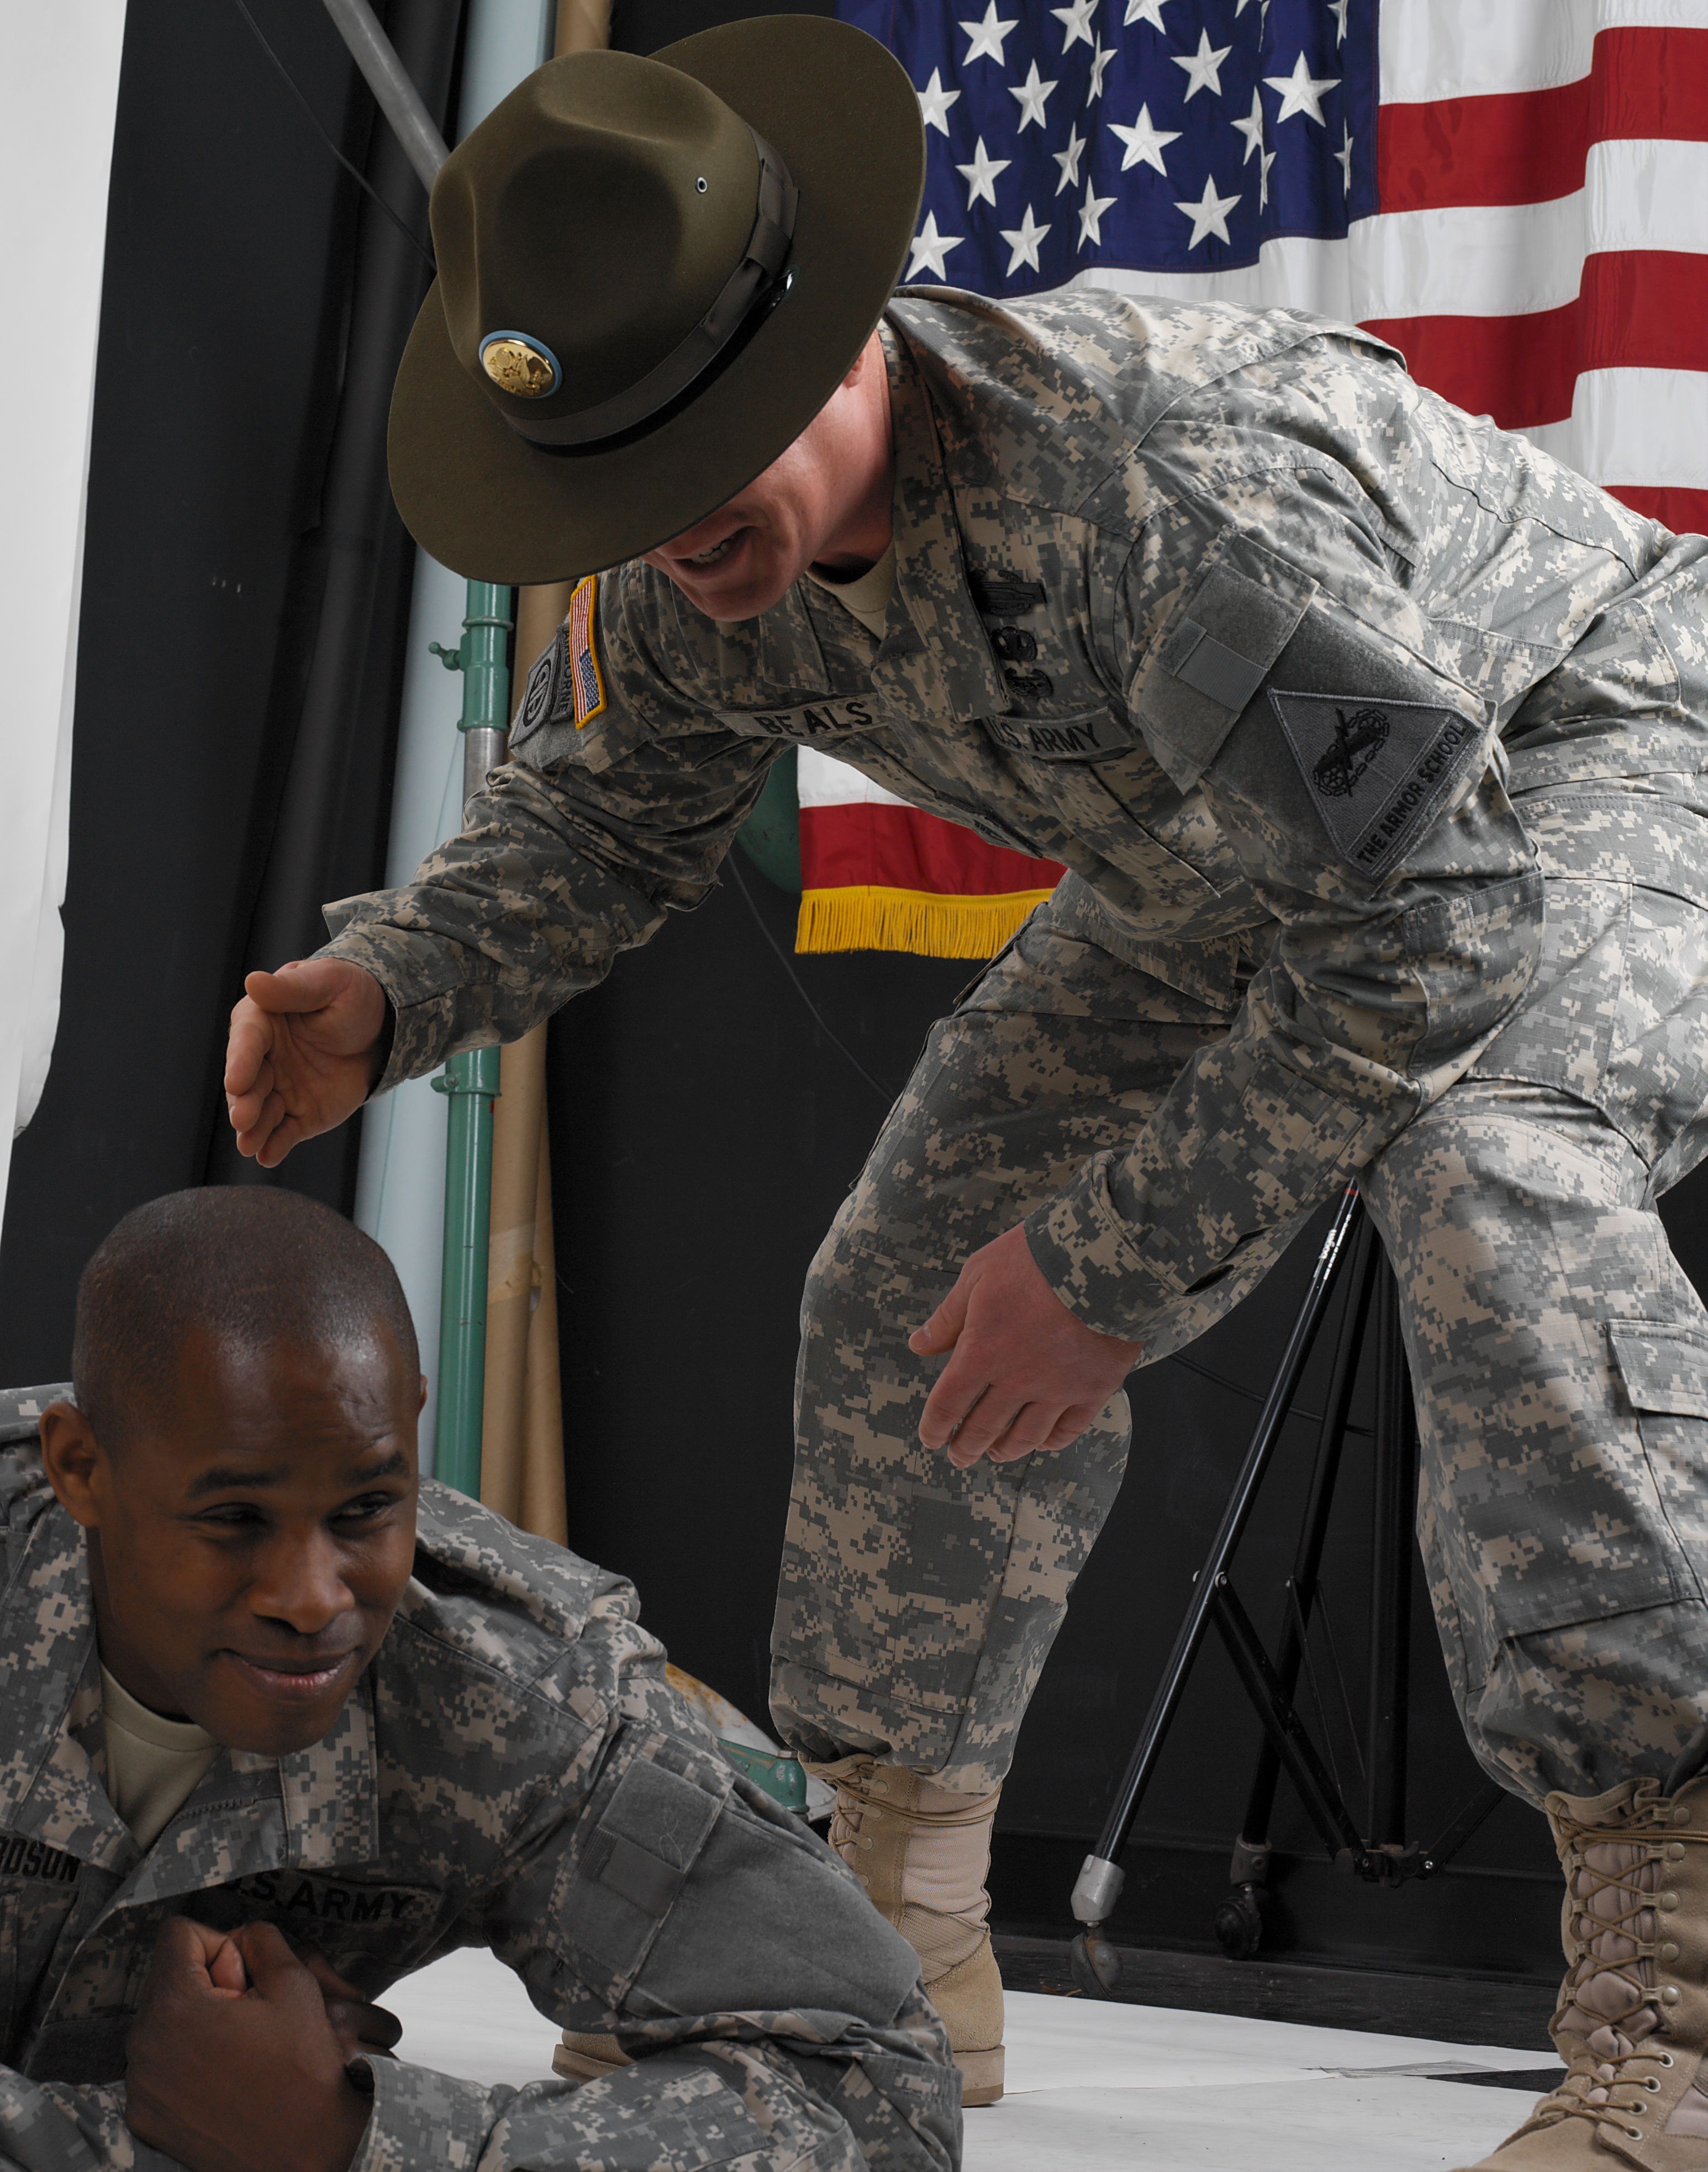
[479,333,559,398]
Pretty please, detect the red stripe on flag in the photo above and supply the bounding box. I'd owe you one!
[800,802,1063,897]
[1378,28,1708,213]
[1607,486,1708,537]
[1364,252,1708,429]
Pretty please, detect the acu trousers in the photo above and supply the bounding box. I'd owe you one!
[770,854,1708,1806]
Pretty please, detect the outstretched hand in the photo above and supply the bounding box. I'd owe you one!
[126,1919,393,2172]
[910,1222,1142,1468]
[224,958,388,1168]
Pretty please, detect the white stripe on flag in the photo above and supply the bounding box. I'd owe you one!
[1522,366,1708,488]
[1380,0,1708,105]
[1073,139,1708,323]
[796,748,913,810]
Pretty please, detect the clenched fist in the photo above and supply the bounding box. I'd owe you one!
[224,958,388,1168]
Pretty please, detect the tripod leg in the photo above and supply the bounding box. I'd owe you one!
[1235,1233,1379,1841]
[1366,1265,1417,1849]
[1217,1230,1380,1957]
[1069,1188,1363,1990]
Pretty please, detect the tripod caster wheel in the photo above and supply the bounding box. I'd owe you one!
[1213,1881,1267,1960]
[1069,1930,1122,1997]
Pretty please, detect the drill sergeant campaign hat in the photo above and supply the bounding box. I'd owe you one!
[387,16,926,584]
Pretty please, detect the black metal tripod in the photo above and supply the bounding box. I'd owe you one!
[1068,1186,1507,1995]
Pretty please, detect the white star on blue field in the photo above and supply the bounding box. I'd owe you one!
[838,0,1378,296]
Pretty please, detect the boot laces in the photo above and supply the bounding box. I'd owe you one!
[826,1764,993,1984]
[827,1763,996,1860]
[1528,1799,1698,2144]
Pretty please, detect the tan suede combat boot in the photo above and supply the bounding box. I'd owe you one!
[1458,1772,1708,2169]
[821,1758,1005,2107]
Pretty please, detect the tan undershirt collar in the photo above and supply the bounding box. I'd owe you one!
[101,1661,219,1851]
[805,541,897,642]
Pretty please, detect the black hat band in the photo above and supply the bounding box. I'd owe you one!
[500,129,798,450]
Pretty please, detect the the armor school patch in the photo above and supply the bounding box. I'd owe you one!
[1271,688,1482,882]
[567,574,605,727]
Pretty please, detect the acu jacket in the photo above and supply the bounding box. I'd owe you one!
[0,1401,956,2172]
[321,289,1708,1346]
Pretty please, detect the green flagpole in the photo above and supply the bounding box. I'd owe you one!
[428,578,513,1495]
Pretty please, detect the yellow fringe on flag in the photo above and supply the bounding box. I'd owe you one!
[795,884,1057,960]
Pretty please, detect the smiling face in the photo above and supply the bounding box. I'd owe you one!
[40,1328,420,1757]
[640,329,895,620]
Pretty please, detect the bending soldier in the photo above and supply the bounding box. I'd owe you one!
[224,21,1708,2164]
[0,1188,957,2172]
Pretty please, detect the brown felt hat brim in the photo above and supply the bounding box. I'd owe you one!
[387,15,925,586]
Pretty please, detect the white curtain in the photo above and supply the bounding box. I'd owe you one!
[0,1,129,1238]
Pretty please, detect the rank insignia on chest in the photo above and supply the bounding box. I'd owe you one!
[567,573,606,728]
[968,568,1046,620]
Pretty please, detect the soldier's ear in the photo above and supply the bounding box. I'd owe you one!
[840,329,883,390]
[39,1401,109,1528]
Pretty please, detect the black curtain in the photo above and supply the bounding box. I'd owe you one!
[0,0,463,1385]
[203,0,465,1196]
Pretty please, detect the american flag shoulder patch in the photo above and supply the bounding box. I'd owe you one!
[568,573,606,728]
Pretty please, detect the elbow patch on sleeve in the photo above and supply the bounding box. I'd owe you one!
[562,1744,921,2033]
[632,1790,922,2031]
[566,1749,728,2005]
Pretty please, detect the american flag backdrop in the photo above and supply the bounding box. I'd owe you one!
[793,0,1708,956]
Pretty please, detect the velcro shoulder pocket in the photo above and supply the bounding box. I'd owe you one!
[567,1747,729,2005]
[1133,534,1315,793]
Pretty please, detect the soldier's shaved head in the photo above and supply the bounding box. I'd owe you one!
[44,1187,422,1755]
[72,1187,418,1449]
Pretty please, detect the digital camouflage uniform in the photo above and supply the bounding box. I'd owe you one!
[320,288,1708,1813]
[0,1398,958,2172]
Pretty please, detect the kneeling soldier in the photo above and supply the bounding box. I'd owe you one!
[0,1187,958,2172]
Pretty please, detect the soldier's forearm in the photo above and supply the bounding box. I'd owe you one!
[1024,1033,1369,1349]
[317,754,765,1092]
[1026,866,1546,1345]
[316,848,666,1094]
[349,2026,956,2172]
[0,2074,181,2172]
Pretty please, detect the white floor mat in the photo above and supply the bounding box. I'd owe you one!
[384,1946,1552,2169]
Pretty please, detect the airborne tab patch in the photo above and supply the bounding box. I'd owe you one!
[1270,689,1483,882]
[567,574,605,728]
[515,626,568,741]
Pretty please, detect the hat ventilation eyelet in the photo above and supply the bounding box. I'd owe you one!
[695,176,708,193]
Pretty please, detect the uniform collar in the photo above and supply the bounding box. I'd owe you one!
[871,317,1010,727]
[122,1674,379,1908]
[0,1489,379,1891]
[0,1495,130,1868]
